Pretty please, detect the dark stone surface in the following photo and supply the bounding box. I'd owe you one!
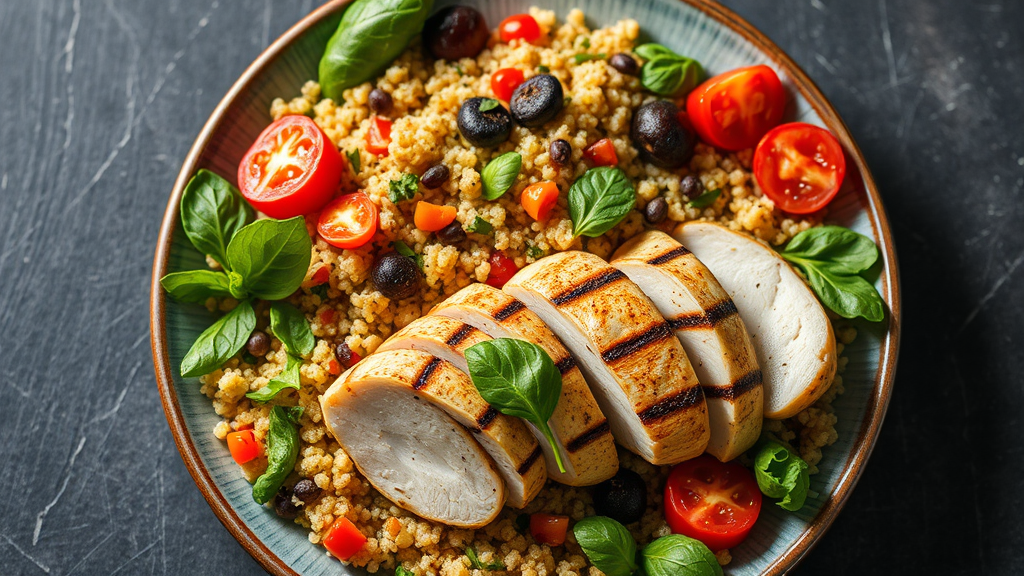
[0,1,1020,575]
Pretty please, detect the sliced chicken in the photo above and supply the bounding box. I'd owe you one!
[673,222,837,419]
[504,251,710,465]
[319,355,504,527]
[429,284,618,486]
[611,230,763,461]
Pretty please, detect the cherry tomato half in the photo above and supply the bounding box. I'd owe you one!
[530,514,569,546]
[238,115,343,219]
[583,138,619,167]
[686,65,785,151]
[226,430,260,465]
[753,122,846,214]
[365,116,392,156]
[323,517,367,561]
[499,14,542,43]
[317,192,378,250]
[485,251,519,288]
[491,68,525,101]
[664,455,762,551]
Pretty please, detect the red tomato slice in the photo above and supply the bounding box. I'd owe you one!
[485,251,519,288]
[317,192,378,250]
[583,138,618,167]
[686,65,785,151]
[753,122,846,214]
[530,514,569,546]
[238,115,343,219]
[491,68,525,101]
[365,116,392,156]
[226,430,260,465]
[499,14,541,43]
[323,517,367,561]
[664,455,762,551]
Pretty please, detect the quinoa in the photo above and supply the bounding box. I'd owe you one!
[202,8,854,574]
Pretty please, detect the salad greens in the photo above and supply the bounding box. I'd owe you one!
[160,269,232,304]
[568,167,636,238]
[252,406,304,504]
[246,353,302,403]
[270,301,315,358]
[635,43,705,98]
[641,534,722,576]
[179,300,256,378]
[179,169,254,269]
[481,152,522,200]
[573,516,638,576]
[753,440,810,511]
[465,546,505,571]
[573,516,721,576]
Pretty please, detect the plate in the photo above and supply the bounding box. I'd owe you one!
[150,1,901,574]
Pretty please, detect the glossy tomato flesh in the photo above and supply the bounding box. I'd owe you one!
[753,122,846,214]
[323,518,366,561]
[365,116,392,156]
[485,251,519,288]
[499,14,541,43]
[317,192,378,250]
[530,514,569,546]
[664,455,762,551]
[238,115,342,219]
[226,430,260,465]
[583,138,618,166]
[686,65,785,151]
[492,68,525,101]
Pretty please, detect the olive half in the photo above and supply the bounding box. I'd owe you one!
[458,97,513,148]
[510,74,564,128]
[630,100,697,169]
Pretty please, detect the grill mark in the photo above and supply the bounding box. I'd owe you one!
[554,355,577,375]
[646,245,691,266]
[476,407,499,429]
[413,357,442,390]
[550,269,626,306]
[516,445,544,475]
[566,421,611,453]
[637,387,704,424]
[444,323,476,347]
[601,322,673,363]
[705,299,739,325]
[667,300,739,331]
[702,369,762,401]
[493,299,525,322]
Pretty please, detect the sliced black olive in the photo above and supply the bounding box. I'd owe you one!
[630,100,697,169]
[549,139,571,166]
[592,468,647,524]
[510,74,564,128]
[458,97,513,148]
[371,253,421,300]
[423,6,489,61]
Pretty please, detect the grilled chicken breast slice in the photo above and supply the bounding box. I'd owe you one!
[429,283,618,486]
[320,356,504,527]
[674,222,837,419]
[504,251,710,465]
[611,230,763,461]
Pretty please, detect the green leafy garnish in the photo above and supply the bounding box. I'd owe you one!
[466,216,493,235]
[388,173,420,204]
[179,169,254,268]
[160,269,233,303]
[687,188,721,209]
[346,149,361,173]
[635,43,705,97]
[225,217,312,301]
[180,300,256,378]
[246,353,302,402]
[478,98,501,112]
[781,226,885,321]
[526,244,544,259]
[395,568,415,576]
[641,534,722,576]
[464,339,567,473]
[574,53,606,64]
[537,65,550,73]
[270,301,315,357]
[480,152,522,200]
[391,240,424,269]
[574,517,721,576]
[753,440,810,511]
[309,283,330,300]
[581,37,591,49]
[572,517,638,576]
[465,546,505,571]
[252,405,303,504]
[568,167,636,238]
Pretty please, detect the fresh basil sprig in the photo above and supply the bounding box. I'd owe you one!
[481,152,522,200]
[464,338,567,473]
[687,188,721,209]
[781,226,885,322]
[270,301,315,358]
[180,169,254,268]
[246,354,302,403]
[635,43,705,98]
[641,535,722,576]
[574,516,722,576]
[226,217,312,301]
[573,517,638,576]
[569,167,636,238]
[252,405,304,504]
[465,546,505,571]
[180,300,256,378]
[753,440,810,512]
[160,269,233,303]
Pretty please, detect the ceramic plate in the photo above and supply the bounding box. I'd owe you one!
[151,1,901,574]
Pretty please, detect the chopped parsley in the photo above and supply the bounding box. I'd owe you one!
[574,53,607,64]
[388,173,419,203]
[466,216,493,235]
[346,149,360,173]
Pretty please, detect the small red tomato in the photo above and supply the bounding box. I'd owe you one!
[529,514,569,546]
[317,192,378,250]
[520,181,559,222]
[319,307,336,324]
[686,65,786,151]
[323,517,367,561]
[226,430,260,465]
[664,455,762,551]
[499,14,541,43]
[491,68,525,101]
[583,138,618,167]
[485,251,519,288]
[365,116,392,156]
[238,115,343,218]
[753,122,846,214]
[311,266,331,286]
[327,357,341,375]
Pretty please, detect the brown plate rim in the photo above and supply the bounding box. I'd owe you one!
[149,1,902,574]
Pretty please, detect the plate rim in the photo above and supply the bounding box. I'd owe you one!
[149,1,902,574]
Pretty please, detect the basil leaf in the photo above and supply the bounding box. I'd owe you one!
[573,516,638,576]
[179,169,254,268]
[310,283,329,300]
[687,188,721,209]
[161,270,232,303]
[481,152,522,200]
[581,37,591,49]
[227,270,248,300]
[391,240,423,269]
[574,53,606,64]
[478,98,501,112]
[803,264,886,322]
[783,226,879,275]
[641,535,722,576]
[636,43,705,97]
[318,0,434,101]
[246,353,302,403]
[395,568,415,576]
[754,440,810,511]
[634,43,677,60]
[252,405,303,504]
[526,244,544,259]
[346,149,361,173]
[465,338,567,473]
[466,216,493,235]
[465,546,505,571]
[538,65,550,73]
[180,300,256,378]
[226,217,312,301]
[388,173,419,204]
[270,301,315,357]
[568,167,636,238]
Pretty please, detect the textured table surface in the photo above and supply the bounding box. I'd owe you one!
[1,0,1021,574]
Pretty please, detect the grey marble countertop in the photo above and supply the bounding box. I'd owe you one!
[1,0,1021,574]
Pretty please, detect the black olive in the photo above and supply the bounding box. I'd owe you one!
[436,221,467,244]
[510,74,564,128]
[274,486,300,519]
[246,331,270,357]
[292,479,322,505]
[592,468,647,524]
[423,6,489,61]
[371,253,421,300]
[549,139,571,166]
[609,53,639,76]
[335,341,355,367]
[368,89,393,115]
[644,197,668,224]
[680,175,701,199]
[458,97,513,148]
[630,100,697,169]
[421,164,450,189]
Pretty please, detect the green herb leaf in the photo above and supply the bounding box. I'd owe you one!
[466,216,493,235]
[252,405,303,504]
[227,271,247,300]
[455,64,464,76]
[246,353,302,403]
[226,217,312,301]
[388,173,420,204]
[161,270,232,303]
[568,167,636,238]
[179,169,254,268]
[572,516,638,576]
[391,240,424,269]
[480,152,522,200]
[310,283,330,300]
[803,264,886,322]
[270,301,315,357]
[581,37,591,49]
[465,338,567,474]
[641,534,722,576]
[574,53,606,64]
[465,545,505,571]
[478,98,501,112]
[180,300,256,378]
[526,244,544,260]
[634,43,677,60]
[537,65,550,73]
[753,440,810,511]
[635,43,705,97]
[346,149,361,173]
[395,568,416,576]
[687,188,721,209]
[318,0,435,101]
